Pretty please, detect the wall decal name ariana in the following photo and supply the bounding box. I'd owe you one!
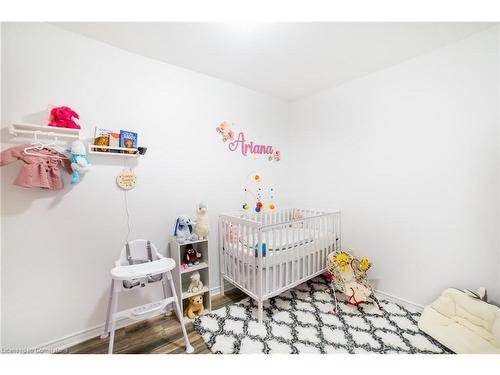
[216,121,281,161]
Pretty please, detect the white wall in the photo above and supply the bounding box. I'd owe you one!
[0,23,291,348]
[2,22,499,349]
[290,27,500,306]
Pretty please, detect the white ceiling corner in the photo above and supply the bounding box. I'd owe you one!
[53,22,494,100]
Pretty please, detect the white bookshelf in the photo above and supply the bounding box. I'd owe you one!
[169,237,212,322]
[88,144,140,157]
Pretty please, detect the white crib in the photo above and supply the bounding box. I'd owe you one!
[218,208,341,322]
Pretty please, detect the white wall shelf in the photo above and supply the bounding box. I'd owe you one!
[88,144,140,157]
[169,237,212,321]
[10,123,81,139]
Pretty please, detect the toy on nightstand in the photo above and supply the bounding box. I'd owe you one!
[174,214,198,243]
[185,294,205,319]
[184,244,201,266]
[187,271,204,293]
[194,203,209,240]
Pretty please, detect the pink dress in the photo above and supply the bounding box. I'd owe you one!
[0,144,73,190]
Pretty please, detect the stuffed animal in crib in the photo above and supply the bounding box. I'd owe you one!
[174,214,198,243]
[184,244,201,266]
[66,140,91,184]
[185,294,204,319]
[48,106,81,129]
[187,271,204,293]
[194,202,209,240]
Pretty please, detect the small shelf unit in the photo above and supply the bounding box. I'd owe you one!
[169,237,212,322]
[88,144,140,157]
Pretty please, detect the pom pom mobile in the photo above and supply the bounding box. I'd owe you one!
[242,172,276,213]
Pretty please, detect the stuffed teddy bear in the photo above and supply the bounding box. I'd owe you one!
[194,203,209,240]
[184,244,201,266]
[174,214,198,243]
[184,294,204,319]
[187,271,204,293]
[48,106,81,129]
[66,139,91,184]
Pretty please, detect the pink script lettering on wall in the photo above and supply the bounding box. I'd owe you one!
[216,121,281,161]
[228,132,274,156]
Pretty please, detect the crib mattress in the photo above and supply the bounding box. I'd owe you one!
[240,228,316,252]
[224,230,333,259]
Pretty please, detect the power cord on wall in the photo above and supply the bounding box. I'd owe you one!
[123,157,131,243]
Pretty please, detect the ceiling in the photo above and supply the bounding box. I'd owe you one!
[54,22,494,100]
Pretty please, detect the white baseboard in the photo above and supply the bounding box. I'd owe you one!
[374,289,424,313]
[36,286,422,351]
[37,316,137,352]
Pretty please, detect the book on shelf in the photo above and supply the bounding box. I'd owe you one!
[93,127,111,152]
[109,132,121,153]
[119,130,138,154]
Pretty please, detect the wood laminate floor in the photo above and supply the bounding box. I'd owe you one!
[65,288,245,354]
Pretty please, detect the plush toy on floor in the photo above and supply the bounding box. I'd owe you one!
[66,140,91,184]
[184,244,201,266]
[174,215,198,243]
[194,203,209,240]
[327,250,382,312]
[185,294,204,319]
[187,271,204,293]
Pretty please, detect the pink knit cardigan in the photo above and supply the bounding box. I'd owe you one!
[0,144,73,190]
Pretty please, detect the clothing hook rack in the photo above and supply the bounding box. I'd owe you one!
[10,123,81,140]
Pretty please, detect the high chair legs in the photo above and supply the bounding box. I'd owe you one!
[107,284,120,354]
[101,280,114,339]
[167,272,194,354]
[103,273,194,354]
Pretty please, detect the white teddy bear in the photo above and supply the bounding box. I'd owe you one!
[187,271,204,293]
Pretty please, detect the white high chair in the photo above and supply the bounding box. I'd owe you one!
[101,239,194,354]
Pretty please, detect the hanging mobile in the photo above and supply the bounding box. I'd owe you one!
[117,168,137,190]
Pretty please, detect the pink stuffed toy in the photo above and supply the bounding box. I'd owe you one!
[48,106,81,129]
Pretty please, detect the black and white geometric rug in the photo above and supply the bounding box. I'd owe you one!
[193,276,452,354]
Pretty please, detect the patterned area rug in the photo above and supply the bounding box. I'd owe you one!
[193,276,452,354]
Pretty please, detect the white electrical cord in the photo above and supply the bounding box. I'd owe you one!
[123,157,131,242]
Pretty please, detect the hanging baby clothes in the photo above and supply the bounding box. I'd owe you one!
[0,144,73,190]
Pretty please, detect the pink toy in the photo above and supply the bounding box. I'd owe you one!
[48,106,81,129]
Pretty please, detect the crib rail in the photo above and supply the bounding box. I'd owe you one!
[219,209,341,318]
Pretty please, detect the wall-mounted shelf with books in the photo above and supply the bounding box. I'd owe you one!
[88,144,140,157]
[92,127,140,157]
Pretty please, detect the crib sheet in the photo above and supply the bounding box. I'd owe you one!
[240,228,317,252]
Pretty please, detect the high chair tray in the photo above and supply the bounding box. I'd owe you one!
[111,258,175,280]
